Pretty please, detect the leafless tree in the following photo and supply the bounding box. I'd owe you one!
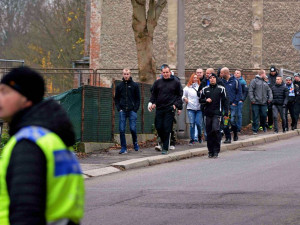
[131,0,167,83]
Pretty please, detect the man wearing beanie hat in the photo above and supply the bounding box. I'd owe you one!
[199,73,228,158]
[294,73,300,87]
[266,66,279,130]
[0,66,84,225]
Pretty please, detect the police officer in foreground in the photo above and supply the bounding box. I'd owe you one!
[200,73,228,158]
[0,67,84,225]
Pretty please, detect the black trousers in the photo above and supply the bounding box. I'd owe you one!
[267,103,273,127]
[206,115,222,155]
[155,107,175,150]
[285,102,296,129]
[294,103,300,128]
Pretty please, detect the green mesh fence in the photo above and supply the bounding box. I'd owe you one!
[51,82,155,143]
[51,87,82,142]
[82,86,113,142]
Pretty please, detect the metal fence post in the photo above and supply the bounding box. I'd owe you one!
[81,86,85,142]
[141,83,145,133]
[111,79,116,142]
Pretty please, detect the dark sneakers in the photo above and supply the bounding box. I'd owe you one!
[119,148,127,154]
[208,153,213,158]
[224,139,231,144]
[134,143,139,151]
[162,150,168,155]
[214,153,219,158]
[233,135,238,141]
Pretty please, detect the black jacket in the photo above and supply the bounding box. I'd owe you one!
[150,76,183,110]
[267,72,279,89]
[7,99,77,225]
[115,77,140,112]
[295,84,300,104]
[199,84,228,117]
[271,83,289,106]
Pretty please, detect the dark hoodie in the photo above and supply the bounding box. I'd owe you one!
[115,77,140,112]
[6,99,77,225]
[150,75,183,110]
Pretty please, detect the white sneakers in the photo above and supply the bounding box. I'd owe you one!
[154,145,175,151]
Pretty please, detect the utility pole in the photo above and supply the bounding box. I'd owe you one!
[177,0,188,138]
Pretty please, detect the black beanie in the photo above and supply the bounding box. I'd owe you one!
[209,73,217,78]
[1,66,45,104]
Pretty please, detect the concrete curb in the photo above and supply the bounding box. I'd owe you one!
[83,130,300,179]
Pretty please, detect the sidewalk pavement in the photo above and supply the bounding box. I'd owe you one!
[80,129,300,179]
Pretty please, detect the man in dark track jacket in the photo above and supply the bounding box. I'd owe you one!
[200,73,228,158]
[271,76,288,133]
[149,65,183,154]
[115,68,140,154]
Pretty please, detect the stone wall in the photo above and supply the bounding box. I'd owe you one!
[263,0,300,71]
[184,0,300,71]
[185,0,253,69]
[91,0,300,82]
[99,0,168,70]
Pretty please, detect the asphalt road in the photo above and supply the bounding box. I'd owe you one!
[83,136,300,225]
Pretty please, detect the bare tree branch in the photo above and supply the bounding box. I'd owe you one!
[147,0,167,36]
[131,0,147,34]
[155,0,167,21]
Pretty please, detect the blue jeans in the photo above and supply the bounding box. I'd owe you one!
[187,109,202,141]
[252,104,267,132]
[237,101,243,131]
[119,110,137,149]
[230,104,238,132]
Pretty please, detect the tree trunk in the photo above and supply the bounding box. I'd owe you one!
[131,0,167,83]
[135,33,156,83]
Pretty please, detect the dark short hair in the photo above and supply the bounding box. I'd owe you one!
[161,64,170,71]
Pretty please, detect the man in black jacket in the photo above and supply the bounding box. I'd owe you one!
[148,65,182,154]
[200,73,228,158]
[0,67,84,225]
[271,76,288,133]
[266,66,279,129]
[294,81,300,128]
[285,76,297,130]
[115,68,140,154]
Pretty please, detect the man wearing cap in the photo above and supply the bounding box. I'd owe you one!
[266,66,279,129]
[0,66,84,225]
[199,73,228,158]
[285,76,297,130]
[294,73,300,87]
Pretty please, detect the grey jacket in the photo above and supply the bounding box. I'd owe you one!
[249,75,273,105]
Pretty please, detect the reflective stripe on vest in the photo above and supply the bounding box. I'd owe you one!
[0,126,84,225]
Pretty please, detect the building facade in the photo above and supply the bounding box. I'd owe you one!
[87,0,300,85]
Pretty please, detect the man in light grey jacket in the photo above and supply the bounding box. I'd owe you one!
[248,69,273,134]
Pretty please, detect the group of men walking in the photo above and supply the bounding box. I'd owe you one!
[115,65,300,159]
